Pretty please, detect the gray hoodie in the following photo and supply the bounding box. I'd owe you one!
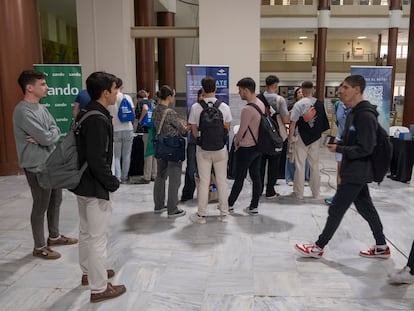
[13,100,60,172]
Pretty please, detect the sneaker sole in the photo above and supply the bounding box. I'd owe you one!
[359,253,390,259]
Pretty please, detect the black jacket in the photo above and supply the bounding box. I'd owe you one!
[336,100,378,184]
[71,101,119,200]
[297,99,330,146]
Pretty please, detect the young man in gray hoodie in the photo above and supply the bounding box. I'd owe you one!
[13,70,77,260]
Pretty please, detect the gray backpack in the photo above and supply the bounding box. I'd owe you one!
[37,110,105,189]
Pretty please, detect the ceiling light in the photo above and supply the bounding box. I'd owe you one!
[357,36,366,39]
[299,36,308,39]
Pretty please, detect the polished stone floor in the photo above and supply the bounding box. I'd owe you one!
[1,147,414,311]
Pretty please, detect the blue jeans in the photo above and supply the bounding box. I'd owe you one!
[113,130,134,181]
[181,142,197,200]
[285,157,310,183]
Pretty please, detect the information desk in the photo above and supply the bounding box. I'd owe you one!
[388,137,414,183]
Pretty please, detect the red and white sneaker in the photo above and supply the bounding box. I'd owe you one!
[294,243,324,258]
[359,245,390,259]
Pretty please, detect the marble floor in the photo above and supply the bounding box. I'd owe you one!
[0,148,414,311]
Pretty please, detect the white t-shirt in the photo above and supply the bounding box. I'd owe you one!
[188,97,232,127]
[108,92,134,131]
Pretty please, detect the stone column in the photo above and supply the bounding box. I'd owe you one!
[316,0,330,101]
[403,0,414,127]
[387,0,402,110]
[0,0,42,175]
[157,11,176,89]
[134,0,155,96]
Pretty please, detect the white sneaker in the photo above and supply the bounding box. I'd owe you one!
[220,215,228,223]
[389,266,414,284]
[190,213,206,224]
[287,181,294,186]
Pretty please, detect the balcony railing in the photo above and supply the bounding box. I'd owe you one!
[262,0,411,4]
[261,51,379,62]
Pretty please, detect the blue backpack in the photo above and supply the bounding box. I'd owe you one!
[118,97,135,122]
[141,99,153,127]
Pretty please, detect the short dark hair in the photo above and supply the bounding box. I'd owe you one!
[301,81,313,89]
[137,90,147,99]
[201,76,216,93]
[236,77,256,93]
[17,70,46,94]
[265,75,279,86]
[115,77,123,89]
[86,71,117,100]
[157,85,175,100]
[344,75,366,94]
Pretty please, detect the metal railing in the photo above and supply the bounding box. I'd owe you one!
[261,51,379,62]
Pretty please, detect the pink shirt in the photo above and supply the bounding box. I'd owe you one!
[234,98,265,149]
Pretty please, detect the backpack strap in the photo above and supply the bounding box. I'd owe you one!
[244,103,263,145]
[157,108,172,135]
[74,110,106,130]
[199,99,208,110]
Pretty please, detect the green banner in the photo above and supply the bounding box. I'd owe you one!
[33,64,82,137]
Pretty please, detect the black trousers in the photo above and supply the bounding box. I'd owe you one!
[260,153,281,196]
[228,146,262,209]
[316,182,386,249]
[408,240,414,272]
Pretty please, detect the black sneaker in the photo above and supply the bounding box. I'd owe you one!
[168,209,186,219]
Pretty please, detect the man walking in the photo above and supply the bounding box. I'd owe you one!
[228,77,264,215]
[295,75,390,259]
[188,77,232,223]
[72,72,126,302]
[13,70,78,260]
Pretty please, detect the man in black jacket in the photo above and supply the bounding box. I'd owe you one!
[295,75,390,259]
[72,72,126,303]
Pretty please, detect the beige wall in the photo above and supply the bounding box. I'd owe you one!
[199,0,261,93]
[76,0,136,92]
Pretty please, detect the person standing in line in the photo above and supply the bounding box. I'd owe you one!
[228,77,264,216]
[73,89,91,117]
[285,87,310,186]
[287,81,330,200]
[72,71,126,303]
[181,88,204,202]
[13,70,78,260]
[108,78,134,183]
[152,85,187,218]
[136,89,157,184]
[188,77,232,224]
[324,83,351,205]
[389,241,414,284]
[295,75,390,260]
[257,74,289,199]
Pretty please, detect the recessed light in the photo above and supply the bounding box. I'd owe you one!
[299,36,308,39]
[357,36,366,39]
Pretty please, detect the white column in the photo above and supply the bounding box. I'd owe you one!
[76,0,136,92]
[198,0,261,93]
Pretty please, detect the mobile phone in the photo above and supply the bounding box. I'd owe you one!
[324,135,335,145]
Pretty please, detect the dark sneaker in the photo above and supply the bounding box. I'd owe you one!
[294,243,324,258]
[359,245,390,259]
[47,235,78,246]
[154,206,167,214]
[324,197,333,205]
[243,207,258,216]
[168,209,186,219]
[81,269,115,286]
[265,192,280,199]
[33,246,61,260]
[228,206,234,213]
[90,283,126,303]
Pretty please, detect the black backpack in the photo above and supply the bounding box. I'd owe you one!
[246,103,283,156]
[197,100,227,151]
[371,122,392,184]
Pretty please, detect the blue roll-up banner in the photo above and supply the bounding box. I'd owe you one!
[350,66,392,132]
[185,65,230,116]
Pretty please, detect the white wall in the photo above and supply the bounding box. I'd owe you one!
[76,0,136,92]
[199,0,261,93]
